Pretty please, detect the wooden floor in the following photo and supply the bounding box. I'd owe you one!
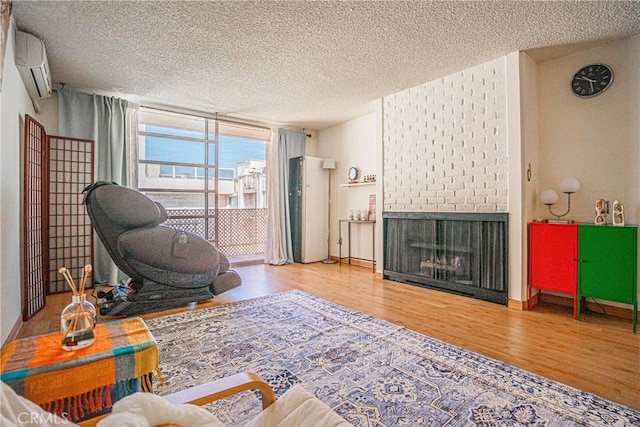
[18,262,640,411]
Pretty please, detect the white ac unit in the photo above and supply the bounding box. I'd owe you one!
[15,30,52,99]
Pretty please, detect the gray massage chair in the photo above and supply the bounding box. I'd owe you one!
[82,181,241,316]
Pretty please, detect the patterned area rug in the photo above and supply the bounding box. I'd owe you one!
[146,290,640,426]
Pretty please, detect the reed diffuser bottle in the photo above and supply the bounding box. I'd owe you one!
[59,265,96,351]
[60,293,96,350]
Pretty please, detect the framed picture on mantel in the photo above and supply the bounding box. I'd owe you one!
[368,194,376,221]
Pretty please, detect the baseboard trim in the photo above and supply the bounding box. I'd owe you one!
[338,257,374,269]
[508,298,527,310]
[3,315,23,346]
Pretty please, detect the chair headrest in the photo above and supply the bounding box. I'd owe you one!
[89,184,166,229]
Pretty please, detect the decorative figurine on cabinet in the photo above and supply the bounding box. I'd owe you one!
[594,199,607,225]
[612,200,625,226]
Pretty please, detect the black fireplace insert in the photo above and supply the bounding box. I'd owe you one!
[383,212,508,305]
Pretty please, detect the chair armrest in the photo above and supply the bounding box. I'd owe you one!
[162,372,276,409]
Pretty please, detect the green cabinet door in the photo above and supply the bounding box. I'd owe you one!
[578,225,637,304]
[578,224,637,333]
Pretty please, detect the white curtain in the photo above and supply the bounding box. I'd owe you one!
[58,88,135,284]
[264,128,306,265]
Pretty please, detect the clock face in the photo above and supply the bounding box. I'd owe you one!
[571,64,613,98]
[348,167,358,181]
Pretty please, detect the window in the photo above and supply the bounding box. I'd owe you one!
[136,108,269,260]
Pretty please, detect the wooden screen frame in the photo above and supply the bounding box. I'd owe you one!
[23,115,48,320]
[47,135,95,294]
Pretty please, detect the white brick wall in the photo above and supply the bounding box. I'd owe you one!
[383,58,508,212]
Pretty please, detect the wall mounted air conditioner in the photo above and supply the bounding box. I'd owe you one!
[15,30,52,99]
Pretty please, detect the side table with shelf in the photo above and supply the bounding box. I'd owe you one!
[338,219,376,273]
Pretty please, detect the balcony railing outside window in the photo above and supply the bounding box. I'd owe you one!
[165,208,267,257]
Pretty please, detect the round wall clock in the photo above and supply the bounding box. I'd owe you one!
[348,166,359,182]
[571,64,613,98]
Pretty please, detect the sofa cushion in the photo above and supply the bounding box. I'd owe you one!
[97,391,224,427]
[245,384,352,427]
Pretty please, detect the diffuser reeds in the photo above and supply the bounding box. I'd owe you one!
[59,265,96,350]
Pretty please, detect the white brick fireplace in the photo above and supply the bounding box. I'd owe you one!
[381,57,510,303]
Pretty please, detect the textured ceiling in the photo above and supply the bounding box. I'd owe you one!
[12,1,640,130]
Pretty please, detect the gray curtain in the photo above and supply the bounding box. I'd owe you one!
[58,88,129,283]
[265,128,305,265]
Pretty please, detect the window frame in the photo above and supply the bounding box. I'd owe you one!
[135,107,269,253]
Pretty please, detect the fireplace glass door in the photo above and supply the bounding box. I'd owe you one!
[384,213,507,304]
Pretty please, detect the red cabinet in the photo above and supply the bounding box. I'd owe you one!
[528,222,578,318]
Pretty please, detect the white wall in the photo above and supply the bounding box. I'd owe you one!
[505,52,525,303]
[520,52,540,227]
[537,35,639,225]
[317,112,377,263]
[519,51,540,302]
[0,19,44,344]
